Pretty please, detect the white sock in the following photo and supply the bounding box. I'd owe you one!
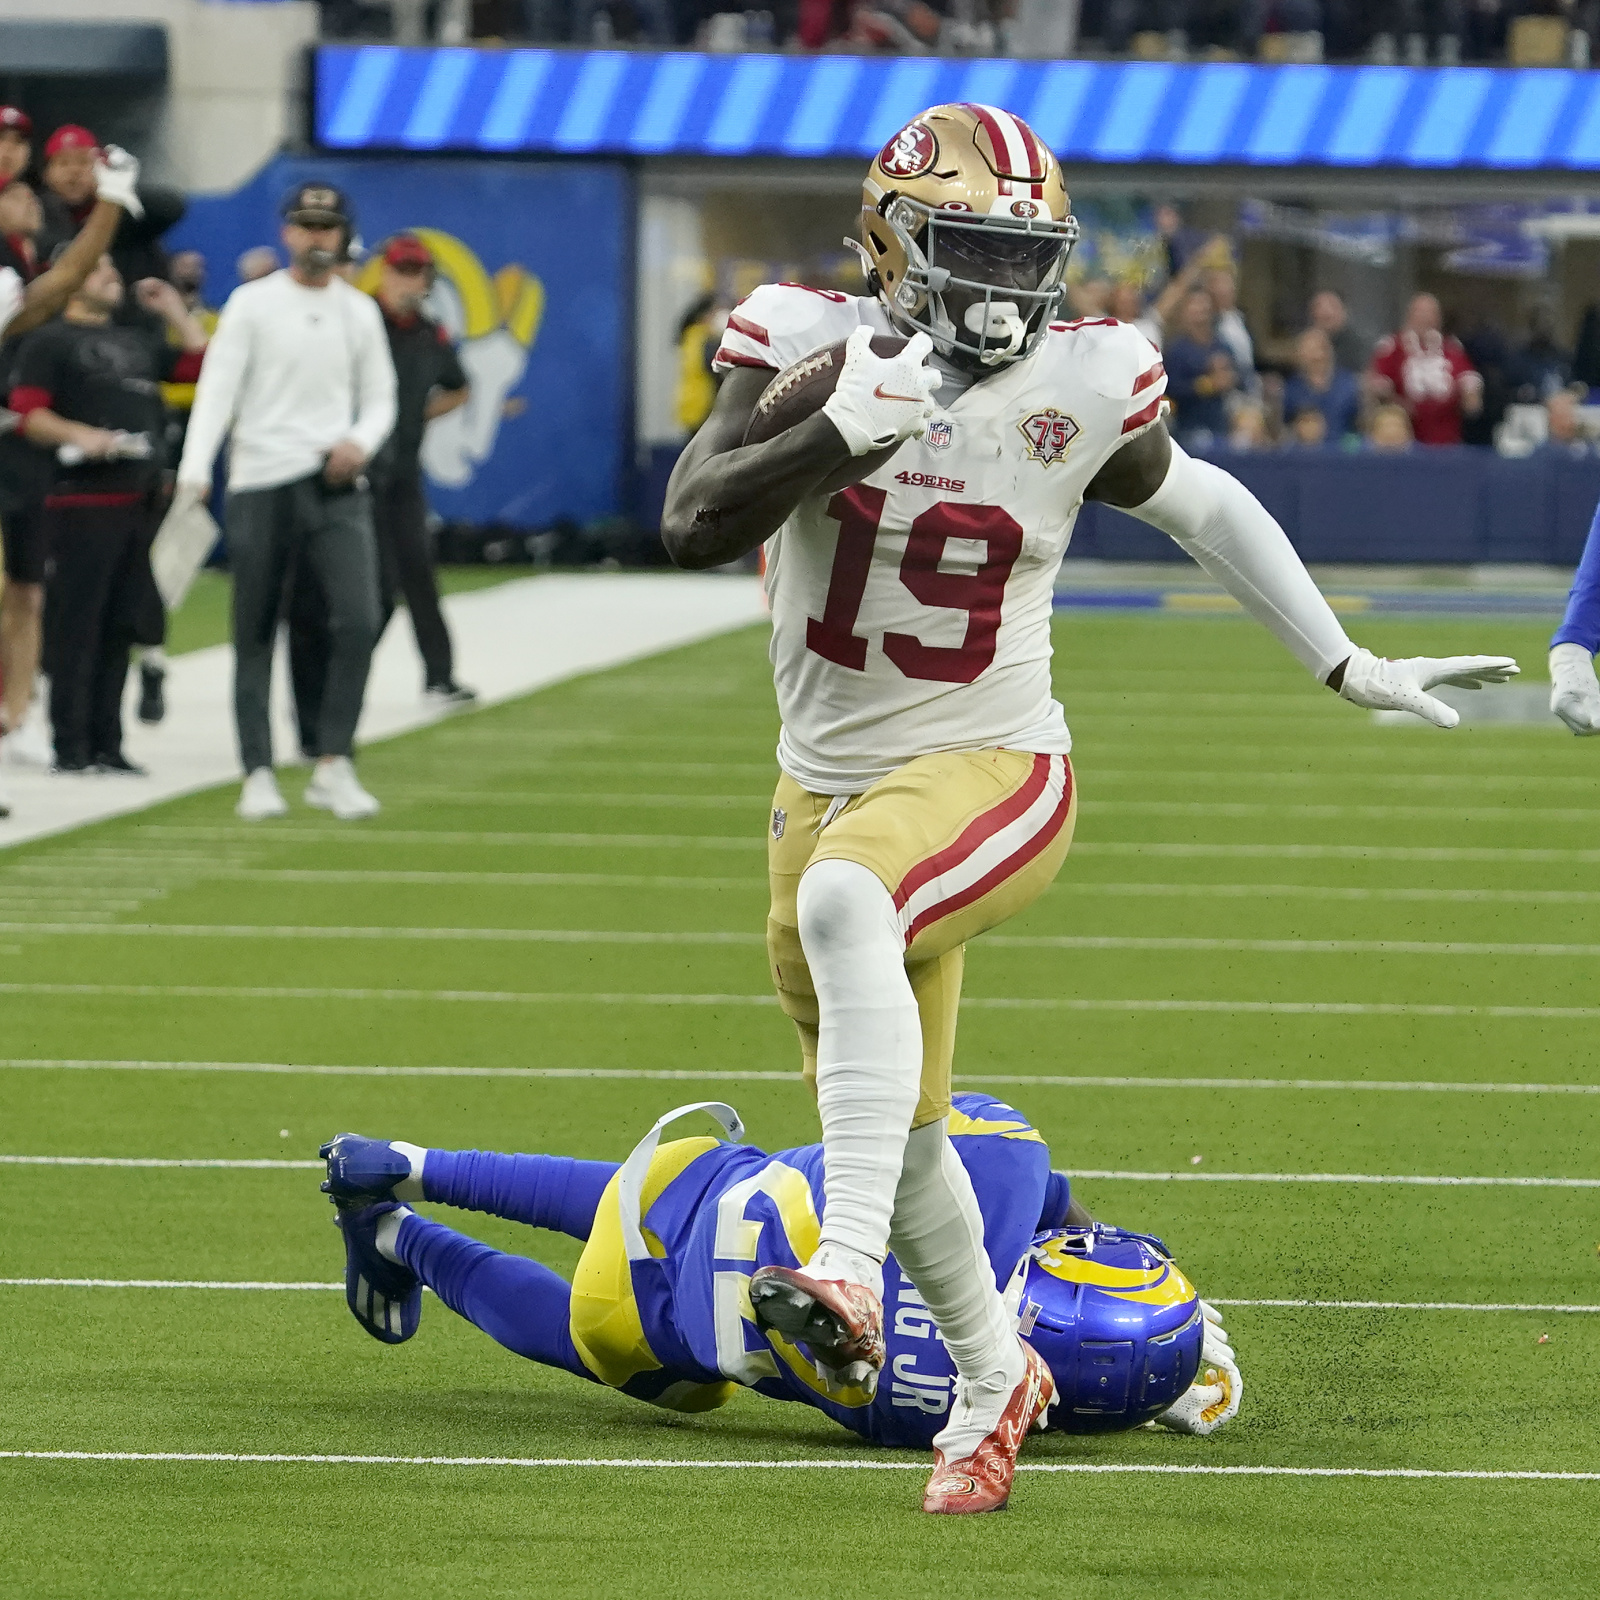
[890,1118,1024,1455]
[138,647,168,671]
[797,857,921,1273]
[807,1242,884,1297]
[373,1205,413,1264]
[390,1140,427,1202]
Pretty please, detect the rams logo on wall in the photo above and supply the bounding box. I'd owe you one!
[359,228,544,489]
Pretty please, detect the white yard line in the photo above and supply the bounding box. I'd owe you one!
[1080,800,1600,823]
[139,827,766,849]
[4,1060,1599,1095]
[212,870,762,889]
[0,985,1595,1019]
[0,1452,1595,1482]
[0,574,766,851]
[9,924,1600,959]
[3,1281,1594,1314]
[1074,843,1600,862]
[4,1153,1592,1186]
[1057,883,1600,905]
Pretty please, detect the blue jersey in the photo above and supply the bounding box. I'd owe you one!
[568,1093,1060,1448]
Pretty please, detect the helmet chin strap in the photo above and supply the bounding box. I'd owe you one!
[965,299,1027,365]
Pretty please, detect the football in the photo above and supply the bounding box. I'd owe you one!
[744,333,909,492]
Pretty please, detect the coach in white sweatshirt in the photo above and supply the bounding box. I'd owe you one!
[176,180,397,821]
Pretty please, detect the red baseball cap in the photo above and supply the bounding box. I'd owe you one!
[383,234,433,269]
[45,124,97,160]
[0,107,31,138]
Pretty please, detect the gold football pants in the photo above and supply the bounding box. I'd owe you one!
[766,748,1076,1129]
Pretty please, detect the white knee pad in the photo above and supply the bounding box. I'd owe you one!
[797,857,903,968]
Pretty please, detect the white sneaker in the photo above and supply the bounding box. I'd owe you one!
[2,719,53,769]
[304,756,380,821]
[237,767,289,821]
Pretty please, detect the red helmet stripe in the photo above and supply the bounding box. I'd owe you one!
[963,103,1047,182]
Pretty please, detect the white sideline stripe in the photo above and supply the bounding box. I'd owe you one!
[1063,1169,1600,1188]
[2,1452,1597,1482]
[4,1153,1592,1187]
[139,827,766,850]
[8,1060,1600,1095]
[0,1155,321,1170]
[2,985,1597,1019]
[1060,882,1600,906]
[3,1281,1596,1314]
[1074,842,1600,862]
[0,923,767,946]
[0,1279,342,1290]
[137,830,1600,864]
[12,923,1600,959]
[1211,1299,1600,1313]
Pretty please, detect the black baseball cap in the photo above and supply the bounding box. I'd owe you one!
[281,181,353,229]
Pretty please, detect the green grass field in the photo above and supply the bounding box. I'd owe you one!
[3,599,1597,1597]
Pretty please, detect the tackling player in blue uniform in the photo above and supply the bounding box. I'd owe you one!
[318,1093,1241,1454]
[1551,503,1600,733]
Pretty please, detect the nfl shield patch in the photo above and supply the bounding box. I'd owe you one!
[771,807,787,840]
[926,418,953,451]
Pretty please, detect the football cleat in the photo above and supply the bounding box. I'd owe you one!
[922,1340,1054,1515]
[320,1132,413,1202]
[748,1265,885,1394]
[332,1197,420,1344]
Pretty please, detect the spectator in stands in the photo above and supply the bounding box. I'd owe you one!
[37,126,186,291]
[1228,401,1270,450]
[1308,288,1367,372]
[1538,388,1596,455]
[168,251,214,321]
[8,256,207,773]
[1286,405,1330,447]
[1283,327,1361,441]
[1205,262,1256,394]
[1369,292,1481,445]
[1162,288,1238,446]
[1367,401,1415,451]
[1369,0,1466,62]
[0,175,41,285]
[1460,311,1512,444]
[0,107,30,186]
[237,246,280,284]
[1507,303,1572,403]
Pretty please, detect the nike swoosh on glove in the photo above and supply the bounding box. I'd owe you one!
[1337,645,1519,729]
[1151,1300,1243,1437]
[1549,643,1600,735]
[94,144,143,219]
[822,326,941,456]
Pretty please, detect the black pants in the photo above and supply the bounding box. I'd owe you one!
[288,468,452,757]
[42,496,154,765]
[227,475,379,775]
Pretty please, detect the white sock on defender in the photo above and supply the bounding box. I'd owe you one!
[373,1205,413,1264]
[390,1140,427,1202]
[890,1118,1022,1399]
[798,857,920,1287]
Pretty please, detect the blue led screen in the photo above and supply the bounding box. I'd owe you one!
[316,48,1600,169]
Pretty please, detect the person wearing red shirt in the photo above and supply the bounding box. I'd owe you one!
[1368,293,1482,445]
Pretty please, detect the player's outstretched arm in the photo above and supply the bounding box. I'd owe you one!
[661,327,938,570]
[1087,422,1518,729]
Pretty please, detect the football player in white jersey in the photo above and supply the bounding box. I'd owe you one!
[0,142,142,820]
[661,102,1517,1515]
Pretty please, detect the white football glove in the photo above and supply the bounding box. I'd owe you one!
[1549,643,1600,735]
[822,326,941,457]
[94,144,143,219]
[1336,645,1519,729]
[1152,1301,1242,1438]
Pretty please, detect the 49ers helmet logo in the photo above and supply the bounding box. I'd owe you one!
[878,122,938,179]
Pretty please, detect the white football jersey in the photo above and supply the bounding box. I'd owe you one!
[0,266,22,342]
[714,284,1166,794]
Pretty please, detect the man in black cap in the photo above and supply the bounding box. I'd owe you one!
[174,180,396,823]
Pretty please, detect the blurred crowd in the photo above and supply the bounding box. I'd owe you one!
[1058,217,1600,461]
[321,0,1600,64]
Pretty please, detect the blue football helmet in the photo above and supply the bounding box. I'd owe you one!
[1019,1224,1204,1434]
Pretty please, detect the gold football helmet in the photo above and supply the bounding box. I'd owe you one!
[851,103,1078,371]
